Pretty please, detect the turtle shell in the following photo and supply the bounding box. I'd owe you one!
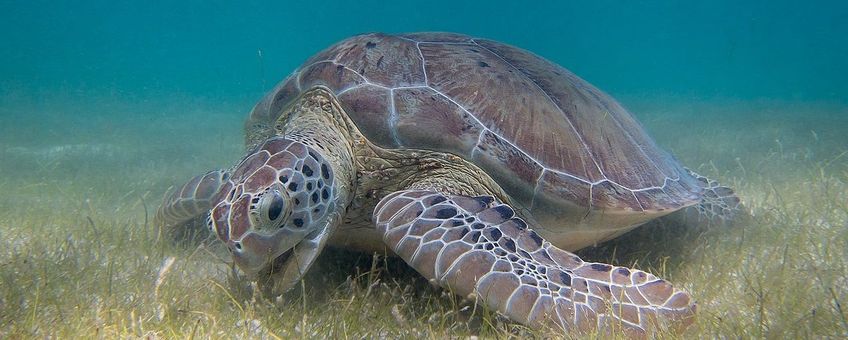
[248,32,702,236]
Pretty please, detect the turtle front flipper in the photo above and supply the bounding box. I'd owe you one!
[374,190,696,337]
[155,170,233,242]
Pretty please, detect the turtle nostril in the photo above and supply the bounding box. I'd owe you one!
[234,241,242,250]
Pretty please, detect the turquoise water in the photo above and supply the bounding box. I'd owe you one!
[3,1,847,102]
[3,0,846,192]
[2,1,848,337]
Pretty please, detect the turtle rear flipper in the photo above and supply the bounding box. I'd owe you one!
[374,190,696,336]
[686,169,741,222]
[155,170,233,243]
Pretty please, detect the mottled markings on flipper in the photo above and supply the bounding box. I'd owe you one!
[373,187,695,334]
[513,219,527,230]
[591,263,612,272]
[293,218,304,228]
[475,196,494,205]
[322,188,330,200]
[504,239,517,252]
[434,207,457,219]
[302,164,314,177]
[311,192,319,203]
[288,182,298,191]
[478,61,490,67]
[640,279,674,305]
[493,205,514,219]
[488,228,502,241]
[470,231,482,242]
[365,41,377,49]
[528,231,543,247]
[573,278,589,293]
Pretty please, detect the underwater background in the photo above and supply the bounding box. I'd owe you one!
[1,0,847,338]
[4,1,847,102]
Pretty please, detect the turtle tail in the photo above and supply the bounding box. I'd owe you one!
[686,168,742,222]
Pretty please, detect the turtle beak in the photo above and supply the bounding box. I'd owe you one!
[210,196,339,295]
[262,213,341,295]
[229,226,314,276]
[209,196,307,275]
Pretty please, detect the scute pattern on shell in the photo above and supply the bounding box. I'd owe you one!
[247,32,702,213]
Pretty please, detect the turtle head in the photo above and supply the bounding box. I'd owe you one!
[209,137,338,287]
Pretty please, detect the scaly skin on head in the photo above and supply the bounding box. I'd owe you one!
[209,87,356,294]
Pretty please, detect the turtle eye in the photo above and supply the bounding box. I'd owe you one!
[267,192,284,221]
[257,187,289,228]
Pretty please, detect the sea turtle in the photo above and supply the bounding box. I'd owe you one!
[155,32,740,336]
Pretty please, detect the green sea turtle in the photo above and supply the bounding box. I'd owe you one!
[155,32,739,336]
